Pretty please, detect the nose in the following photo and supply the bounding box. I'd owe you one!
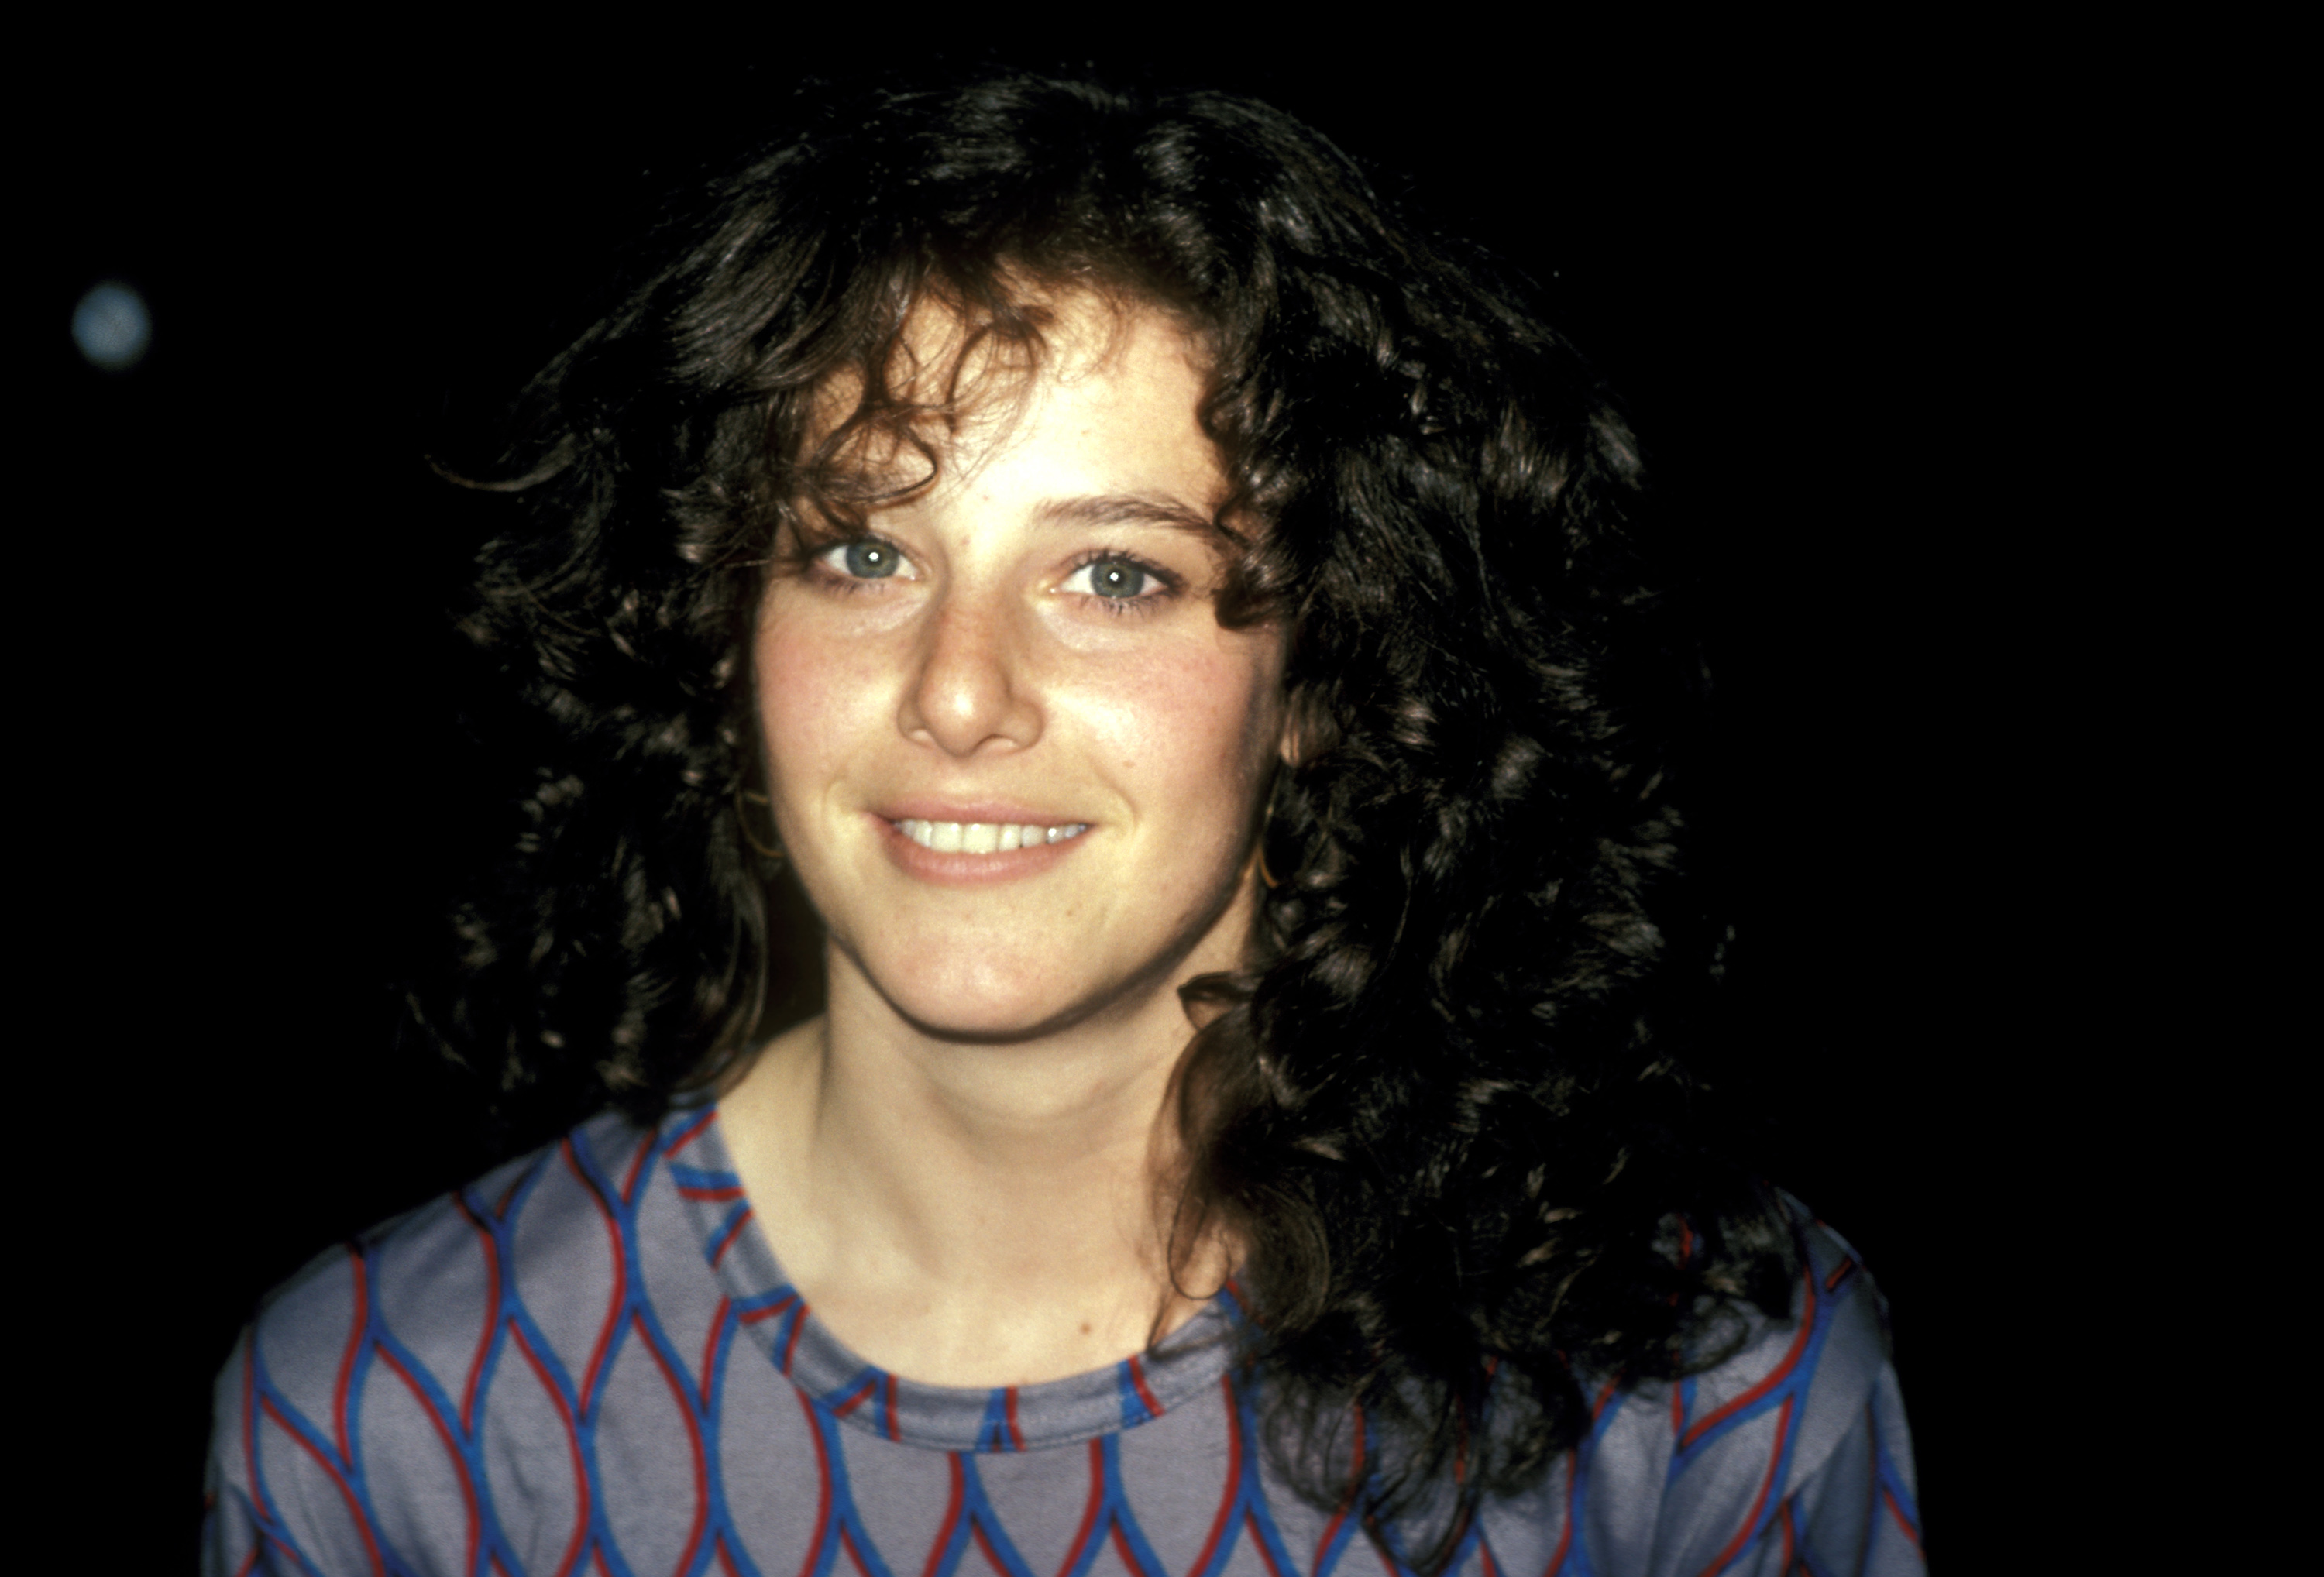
[898,588,1043,756]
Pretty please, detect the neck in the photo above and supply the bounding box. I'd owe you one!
[719,943,1229,1387]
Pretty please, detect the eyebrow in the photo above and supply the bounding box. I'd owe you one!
[1030,492,1222,538]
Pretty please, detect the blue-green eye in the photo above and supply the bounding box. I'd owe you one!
[1063,556,1153,598]
[819,539,911,579]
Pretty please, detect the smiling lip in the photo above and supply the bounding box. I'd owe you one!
[872,806,1092,885]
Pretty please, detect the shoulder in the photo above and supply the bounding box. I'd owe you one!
[247,1106,665,1393]
[1680,1201,1893,1466]
[1539,1199,1923,1576]
[205,1107,682,1575]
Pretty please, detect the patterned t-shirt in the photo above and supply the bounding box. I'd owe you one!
[205,1103,1924,1575]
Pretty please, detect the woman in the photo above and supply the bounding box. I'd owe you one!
[208,72,1920,1575]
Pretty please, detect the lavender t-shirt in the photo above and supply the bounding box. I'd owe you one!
[205,1103,1923,1575]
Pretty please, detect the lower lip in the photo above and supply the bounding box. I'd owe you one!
[875,817,1088,886]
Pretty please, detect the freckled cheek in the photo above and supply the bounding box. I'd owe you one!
[753,623,889,792]
[1075,651,1281,814]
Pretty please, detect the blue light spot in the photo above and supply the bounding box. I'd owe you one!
[74,282,151,372]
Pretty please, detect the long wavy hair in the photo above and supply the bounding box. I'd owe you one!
[431,69,1796,1567]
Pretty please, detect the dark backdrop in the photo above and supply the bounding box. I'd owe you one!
[35,27,2053,1567]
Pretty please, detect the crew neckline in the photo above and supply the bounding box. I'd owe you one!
[664,1101,1242,1453]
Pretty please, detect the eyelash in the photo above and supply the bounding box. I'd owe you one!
[808,539,1182,614]
[1059,548,1181,614]
[806,537,914,593]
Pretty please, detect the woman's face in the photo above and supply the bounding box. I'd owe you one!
[754,298,1287,1042]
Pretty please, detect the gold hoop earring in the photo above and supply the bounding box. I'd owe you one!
[735,785,784,863]
[1257,782,1282,891]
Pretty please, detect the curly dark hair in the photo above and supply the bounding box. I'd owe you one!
[433,69,1796,1568]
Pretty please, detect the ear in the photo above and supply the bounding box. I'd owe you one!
[1275,687,1309,769]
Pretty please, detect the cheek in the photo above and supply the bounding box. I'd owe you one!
[1076,637,1284,807]
[753,613,871,788]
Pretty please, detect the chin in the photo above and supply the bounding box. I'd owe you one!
[882,988,1122,1046]
[896,1008,1082,1046]
[847,947,1165,1046]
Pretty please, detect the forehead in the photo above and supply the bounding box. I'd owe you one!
[803,289,1221,500]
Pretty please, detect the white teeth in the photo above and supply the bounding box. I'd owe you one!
[896,819,1088,853]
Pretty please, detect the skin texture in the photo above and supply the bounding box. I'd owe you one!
[721,298,1285,1386]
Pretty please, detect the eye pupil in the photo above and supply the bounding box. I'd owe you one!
[844,541,895,578]
[1093,559,1144,597]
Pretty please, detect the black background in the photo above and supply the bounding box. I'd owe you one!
[33,23,2071,1568]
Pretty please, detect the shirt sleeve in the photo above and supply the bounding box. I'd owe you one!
[203,1327,273,1577]
[1642,1216,1926,1577]
[1714,1355,1924,1576]
[203,1248,403,1577]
